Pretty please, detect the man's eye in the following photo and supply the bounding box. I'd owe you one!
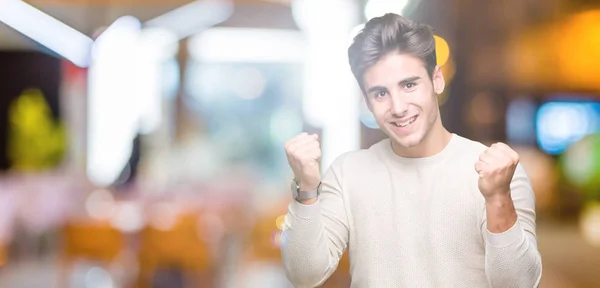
[405,82,416,89]
[375,91,387,98]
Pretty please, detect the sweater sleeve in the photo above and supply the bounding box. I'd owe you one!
[280,158,350,288]
[481,163,543,288]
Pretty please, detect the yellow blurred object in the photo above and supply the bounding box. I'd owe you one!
[434,35,450,67]
[248,213,284,262]
[62,221,125,262]
[555,10,600,91]
[321,252,351,288]
[58,220,126,287]
[137,212,215,287]
[441,56,455,83]
[275,215,285,230]
[507,9,600,92]
[0,243,6,267]
[435,35,454,107]
[7,88,66,171]
[338,251,350,272]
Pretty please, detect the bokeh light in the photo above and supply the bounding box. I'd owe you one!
[580,202,600,248]
[85,189,116,221]
[434,35,450,67]
[536,101,600,155]
[561,133,600,194]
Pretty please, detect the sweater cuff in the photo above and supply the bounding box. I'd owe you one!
[289,199,322,219]
[486,220,525,248]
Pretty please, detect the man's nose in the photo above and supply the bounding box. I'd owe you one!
[390,94,409,117]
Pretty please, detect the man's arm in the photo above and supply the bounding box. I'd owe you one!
[281,159,349,288]
[482,163,542,288]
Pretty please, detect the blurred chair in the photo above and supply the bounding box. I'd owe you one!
[246,215,282,263]
[136,212,216,288]
[242,209,351,287]
[0,242,6,268]
[233,205,289,288]
[58,220,126,287]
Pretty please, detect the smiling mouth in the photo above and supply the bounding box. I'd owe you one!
[390,115,418,128]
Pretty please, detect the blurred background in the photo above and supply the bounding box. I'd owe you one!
[0,0,599,287]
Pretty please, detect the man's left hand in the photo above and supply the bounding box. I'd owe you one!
[474,142,520,201]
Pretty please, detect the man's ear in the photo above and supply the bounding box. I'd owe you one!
[432,65,445,95]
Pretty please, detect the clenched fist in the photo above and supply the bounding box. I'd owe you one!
[474,142,520,200]
[284,132,322,191]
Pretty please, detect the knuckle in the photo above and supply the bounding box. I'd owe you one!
[287,145,296,154]
[289,148,300,158]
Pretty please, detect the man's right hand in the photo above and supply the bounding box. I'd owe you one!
[284,132,322,191]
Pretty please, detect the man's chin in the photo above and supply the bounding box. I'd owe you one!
[390,132,422,149]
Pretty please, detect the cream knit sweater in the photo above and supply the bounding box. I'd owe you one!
[281,134,542,287]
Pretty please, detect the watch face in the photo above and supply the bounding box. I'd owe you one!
[290,179,299,198]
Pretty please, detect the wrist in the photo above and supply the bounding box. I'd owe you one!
[484,193,518,234]
[299,183,320,191]
[296,178,320,191]
[484,190,511,204]
[291,178,321,202]
[299,198,318,205]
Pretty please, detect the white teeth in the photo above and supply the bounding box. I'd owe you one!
[393,116,416,127]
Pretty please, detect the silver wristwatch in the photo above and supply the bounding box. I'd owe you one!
[290,178,321,201]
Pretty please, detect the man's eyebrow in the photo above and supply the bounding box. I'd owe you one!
[398,76,421,86]
[366,76,421,93]
[366,86,387,94]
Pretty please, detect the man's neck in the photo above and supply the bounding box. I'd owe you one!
[392,122,452,158]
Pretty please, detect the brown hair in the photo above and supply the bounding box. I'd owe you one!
[348,13,437,92]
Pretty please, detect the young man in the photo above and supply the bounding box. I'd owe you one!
[281,13,542,288]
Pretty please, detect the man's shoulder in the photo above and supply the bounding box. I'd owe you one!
[451,134,489,156]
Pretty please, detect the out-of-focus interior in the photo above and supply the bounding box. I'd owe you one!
[0,0,599,287]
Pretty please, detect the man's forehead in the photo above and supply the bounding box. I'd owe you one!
[364,66,427,88]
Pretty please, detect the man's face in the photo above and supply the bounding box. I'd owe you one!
[363,53,445,151]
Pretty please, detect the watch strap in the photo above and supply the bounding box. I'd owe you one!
[291,178,321,201]
[296,188,319,201]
